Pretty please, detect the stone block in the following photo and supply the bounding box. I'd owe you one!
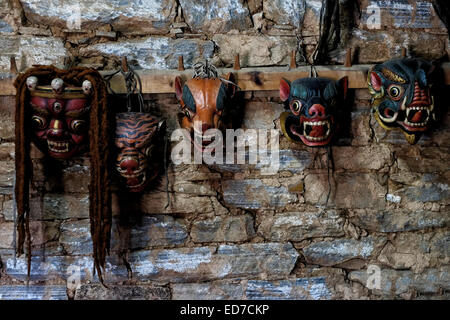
[303,236,385,266]
[360,0,446,30]
[212,34,297,67]
[258,210,345,241]
[111,215,188,250]
[0,285,68,300]
[191,215,255,243]
[20,0,176,33]
[75,284,170,300]
[172,280,244,300]
[245,277,332,300]
[223,179,297,209]
[350,209,450,233]
[127,243,298,282]
[179,0,252,33]
[304,173,386,209]
[349,266,450,297]
[80,37,214,70]
[0,35,67,72]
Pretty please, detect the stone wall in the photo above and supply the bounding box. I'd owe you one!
[0,0,449,300]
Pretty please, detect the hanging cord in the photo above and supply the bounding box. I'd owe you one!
[163,134,171,210]
[12,174,17,267]
[295,0,308,65]
[325,145,334,206]
[295,0,325,78]
[103,58,145,112]
[192,60,241,90]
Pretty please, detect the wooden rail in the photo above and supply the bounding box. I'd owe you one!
[1,63,450,96]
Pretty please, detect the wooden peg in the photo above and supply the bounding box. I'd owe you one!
[10,56,18,74]
[344,48,352,67]
[121,56,129,72]
[233,54,240,70]
[178,55,185,71]
[401,47,407,58]
[290,50,297,69]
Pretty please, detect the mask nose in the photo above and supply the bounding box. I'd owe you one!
[120,158,139,175]
[308,104,326,117]
[47,119,64,138]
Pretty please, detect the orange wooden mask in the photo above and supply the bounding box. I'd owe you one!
[174,73,236,151]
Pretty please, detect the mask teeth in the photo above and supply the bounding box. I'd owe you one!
[302,120,331,142]
[47,141,69,153]
[405,106,430,127]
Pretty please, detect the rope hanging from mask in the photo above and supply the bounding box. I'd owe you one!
[295,0,335,206]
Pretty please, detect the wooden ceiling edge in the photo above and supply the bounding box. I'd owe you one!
[1,63,450,95]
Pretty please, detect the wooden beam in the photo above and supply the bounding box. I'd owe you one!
[1,63,450,96]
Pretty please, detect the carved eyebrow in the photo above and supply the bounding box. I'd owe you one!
[30,103,50,116]
[382,68,407,84]
[65,106,91,118]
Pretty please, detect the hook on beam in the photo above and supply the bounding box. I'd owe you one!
[290,50,297,69]
[233,54,240,70]
[178,56,185,71]
[344,48,352,68]
[10,56,18,74]
[121,56,129,72]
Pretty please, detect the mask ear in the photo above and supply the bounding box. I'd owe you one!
[175,76,183,101]
[338,76,348,100]
[369,70,382,92]
[224,72,237,98]
[280,78,291,102]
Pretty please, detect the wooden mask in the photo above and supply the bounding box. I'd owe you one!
[14,66,112,282]
[25,75,92,158]
[174,72,236,151]
[368,58,436,144]
[115,112,165,192]
[279,77,348,147]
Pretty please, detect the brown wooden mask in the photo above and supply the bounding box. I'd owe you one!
[174,73,236,151]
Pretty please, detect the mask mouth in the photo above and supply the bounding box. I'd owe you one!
[122,170,147,191]
[400,102,433,132]
[290,116,333,146]
[47,140,70,153]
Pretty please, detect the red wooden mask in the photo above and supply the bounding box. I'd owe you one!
[115,112,165,192]
[26,76,93,158]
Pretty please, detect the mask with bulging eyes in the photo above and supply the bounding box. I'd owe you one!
[115,112,165,192]
[279,77,348,147]
[368,58,436,144]
[27,77,92,159]
[174,73,236,152]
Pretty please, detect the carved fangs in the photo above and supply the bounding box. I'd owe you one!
[400,96,407,111]
[302,120,331,142]
[404,106,431,128]
[47,140,69,153]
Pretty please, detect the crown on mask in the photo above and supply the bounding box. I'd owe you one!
[26,76,93,99]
